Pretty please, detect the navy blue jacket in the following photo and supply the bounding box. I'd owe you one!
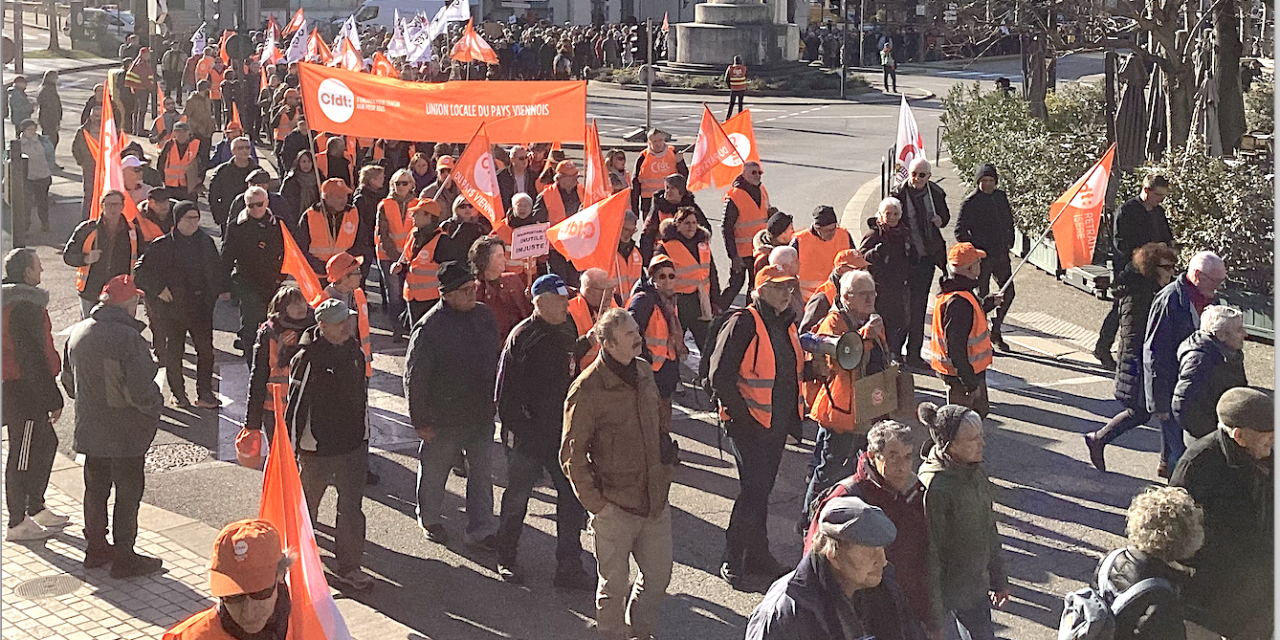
[1172,331,1247,439]
[1113,265,1161,409]
[1144,276,1207,414]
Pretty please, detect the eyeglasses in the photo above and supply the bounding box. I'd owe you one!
[222,583,276,604]
[458,203,474,209]
[911,172,931,178]
[248,201,268,209]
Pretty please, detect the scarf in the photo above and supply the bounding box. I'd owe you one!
[902,184,935,257]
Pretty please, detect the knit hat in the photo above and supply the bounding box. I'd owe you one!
[766,211,793,237]
[813,205,838,227]
[209,520,283,597]
[172,200,201,222]
[1217,387,1274,432]
[918,402,976,453]
[975,163,998,182]
[437,261,475,294]
[247,169,273,184]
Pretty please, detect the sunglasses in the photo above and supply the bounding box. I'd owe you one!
[654,273,676,280]
[911,172,931,178]
[458,203,474,209]
[223,583,276,604]
[395,181,412,186]
[248,201,267,209]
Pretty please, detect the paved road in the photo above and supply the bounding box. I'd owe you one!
[17,60,1273,640]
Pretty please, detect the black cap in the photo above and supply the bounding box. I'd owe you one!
[147,187,170,201]
[437,261,475,294]
[813,205,838,227]
[1217,387,1273,432]
[766,211,793,237]
[247,169,273,184]
[172,200,200,220]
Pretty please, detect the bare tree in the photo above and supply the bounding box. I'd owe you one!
[1116,0,1199,149]
[46,0,61,51]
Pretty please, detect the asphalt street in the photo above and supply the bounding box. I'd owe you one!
[17,56,1274,640]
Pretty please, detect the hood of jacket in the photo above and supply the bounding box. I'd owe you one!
[659,222,710,243]
[917,444,984,485]
[938,274,979,295]
[753,228,782,254]
[2,282,49,309]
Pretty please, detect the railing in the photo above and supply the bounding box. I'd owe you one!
[5,1,73,31]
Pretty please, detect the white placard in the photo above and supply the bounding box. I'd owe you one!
[510,223,550,260]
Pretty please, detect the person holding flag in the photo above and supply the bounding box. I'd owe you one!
[893,157,949,370]
[955,163,1015,352]
[64,191,140,319]
[535,161,586,281]
[929,243,1001,417]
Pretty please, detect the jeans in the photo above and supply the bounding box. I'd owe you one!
[233,279,271,356]
[801,428,868,526]
[725,423,789,566]
[83,456,145,558]
[495,446,585,567]
[299,444,368,573]
[377,260,407,334]
[1160,413,1187,470]
[948,602,996,640]
[152,309,215,400]
[976,253,1014,335]
[675,292,710,351]
[5,418,58,528]
[415,420,496,538]
[727,91,745,118]
[906,258,939,360]
[590,504,672,640]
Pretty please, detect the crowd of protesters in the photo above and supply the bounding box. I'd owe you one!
[0,17,1272,640]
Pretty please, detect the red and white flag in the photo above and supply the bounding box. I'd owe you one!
[260,390,353,640]
[894,95,925,184]
[306,29,333,65]
[687,104,744,192]
[710,109,760,189]
[662,12,669,31]
[450,123,503,223]
[450,19,498,64]
[91,83,137,222]
[332,37,363,72]
[371,50,397,77]
[546,189,631,276]
[260,33,284,66]
[583,120,610,206]
[281,8,306,38]
[1050,144,1116,270]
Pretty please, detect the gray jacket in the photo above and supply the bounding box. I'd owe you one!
[61,304,162,458]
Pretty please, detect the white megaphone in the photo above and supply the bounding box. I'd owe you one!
[800,331,865,370]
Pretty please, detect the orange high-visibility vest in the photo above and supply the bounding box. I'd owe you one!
[808,309,877,434]
[163,141,199,188]
[273,109,297,142]
[163,606,236,640]
[727,64,748,91]
[616,245,643,298]
[305,207,358,264]
[631,293,674,372]
[208,67,225,99]
[402,227,442,302]
[375,198,415,261]
[636,147,677,198]
[930,290,994,377]
[75,226,138,293]
[793,227,853,299]
[539,183,586,226]
[725,184,770,258]
[659,239,711,295]
[717,306,803,429]
[135,215,166,242]
[568,294,613,370]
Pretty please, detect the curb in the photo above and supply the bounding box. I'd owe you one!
[590,80,933,103]
[44,451,419,637]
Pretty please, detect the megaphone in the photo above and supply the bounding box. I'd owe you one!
[800,331,865,370]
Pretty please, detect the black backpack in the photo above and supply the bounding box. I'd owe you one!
[697,306,747,401]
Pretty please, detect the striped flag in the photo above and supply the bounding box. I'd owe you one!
[92,82,137,222]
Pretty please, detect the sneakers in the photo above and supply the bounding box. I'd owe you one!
[332,568,373,591]
[553,566,596,591]
[110,553,164,579]
[6,515,55,542]
[31,509,70,528]
[465,533,498,551]
[423,524,449,545]
[497,562,523,584]
[193,394,221,409]
[1084,433,1107,472]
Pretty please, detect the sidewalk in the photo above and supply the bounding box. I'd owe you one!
[1,446,418,639]
[5,15,120,78]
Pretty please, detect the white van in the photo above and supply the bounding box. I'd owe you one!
[351,0,473,30]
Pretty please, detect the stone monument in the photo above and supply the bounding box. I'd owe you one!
[671,0,800,66]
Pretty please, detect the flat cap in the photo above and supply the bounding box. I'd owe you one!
[818,496,897,547]
[1217,387,1273,432]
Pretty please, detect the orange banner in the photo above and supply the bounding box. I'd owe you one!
[452,123,503,223]
[297,63,587,144]
[1050,144,1115,270]
[710,109,760,189]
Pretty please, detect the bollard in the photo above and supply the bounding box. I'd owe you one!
[6,139,30,248]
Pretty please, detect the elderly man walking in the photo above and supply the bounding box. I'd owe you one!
[562,307,677,640]
[405,261,502,547]
[931,243,1001,417]
[1144,251,1227,476]
[61,275,164,577]
[893,158,949,369]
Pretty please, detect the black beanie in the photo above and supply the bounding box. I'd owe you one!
[813,205,838,227]
[975,163,998,183]
[918,402,976,453]
[766,211,793,237]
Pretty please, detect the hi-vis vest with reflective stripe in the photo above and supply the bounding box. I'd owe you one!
[631,293,673,372]
[164,141,198,188]
[75,227,138,293]
[617,245,643,298]
[808,309,875,434]
[727,64,748,90]
[323,288,372,377]
[135,214,165,243]
[725,184,770,257]
[793,227,852,299]
[718,306,803,429]
[306,207,358,264]
[930,290,993,377]
[376,197,415,261]
[402,227,442,302]
[659,239,710,295]
[637,147,677,198]
[568,294,613,370]
[539,183,586,226]
[274,109,298,142]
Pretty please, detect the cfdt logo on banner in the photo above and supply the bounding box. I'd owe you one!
[317,78,356,123]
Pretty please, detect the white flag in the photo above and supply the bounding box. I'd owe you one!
[894,95,926,184]
[426,4,450,41]
[407,25,435,63]
[190,23,207,56]
[285,22,308,63]
[337,14,362,54]
[442,0,472,22]
[387,9,409,57]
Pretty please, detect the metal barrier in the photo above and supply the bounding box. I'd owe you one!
[935,124,946,162]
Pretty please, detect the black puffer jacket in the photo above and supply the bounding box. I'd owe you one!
[1100,548,1189,640]
[1113,265,1161,409]
[1172,331,1247,439]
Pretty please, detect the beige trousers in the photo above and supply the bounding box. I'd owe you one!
[589,503,673,639]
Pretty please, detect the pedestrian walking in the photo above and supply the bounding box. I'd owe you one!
[640,173,707,263]
[725,55,748,118]
[156,121,204,202]
[917,402,1009,640]
[64,190,139,319]
[160,40,188,104]
[396,199,446,325]
[632,131,688,228]
[283,298,374,591]
[6,75,33,127]
[316,135,355,188]
[494,274,592,588]
[1170,304,1248,442]
[654,208,717,347]
[955,163,1014,351]
[472,234,534,339]
[562,306,677,639]
[881,41,898,92]
[15,119,55,244]
[708,265,804,587]
[791,205,853,301]
[498,145,537,212]
[61,275,164,577]
[35,71,62,153]
[135,188,175,243]
[297,178,363,278]
[719,162,770,306]
[133,200,231,408]
[221,185,286,356]
[2,249,69,542]
[322,252,373,381]
[124,47,157,133]
[405,261,501,547]
[73,106,102,219]
[929,243,1000,417]
[893,157,949,369]
[1144,251,1227,475]
[376,170,418,336]
[860,197,912,358]
[226,169,288,228]
[628,256,684,408]
[351,165,386,277]
[245,286,315,440]
[207,136,260,231]
[278,148,320,230]
[752,211,793,276]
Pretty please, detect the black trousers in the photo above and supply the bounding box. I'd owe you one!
[725,422,789,565]
[5,418,58,528]
[727,91,745,118]
[1096,298,1121,355]
[153,309,215,400]
[905,258,939,360]
[495,446,585,568]
[407,299,438,328]
[83,456,145,558]
[719,257,755,309]
[976,252,1014,334]
[675,292,710,350]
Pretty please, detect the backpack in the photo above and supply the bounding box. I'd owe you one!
[697,306,747,400]
[1057,548,1174,640]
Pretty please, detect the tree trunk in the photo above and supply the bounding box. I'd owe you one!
[1214,0,1246,151]
[46,0,60,51]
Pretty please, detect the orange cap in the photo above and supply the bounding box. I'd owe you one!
[320,177,350,198]
[325,251,363,282]
[555,160,579,177]
[833,249,870,270]
[755,264,798,290]
[436,155,455,170]
[209,520,283,597]
[947,242,987,267]
[409,198,442,218]
[649,254,675,271]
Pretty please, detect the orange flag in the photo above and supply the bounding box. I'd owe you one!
[259,389,354,640]
[583,120,610,206]
[710,109,760,189]
[332,37,363,72]
[450,19,499,64]
[280,226,326,305]
[91,82,137,222]
[450,123,503,224]
[1050,144,1116,270]
[662,11,669,31]
[306,29,333,65]
[371,51,397,77]
[546,188,631,276]
[282,8,306,38]
[152,92,168,136]
[229,102,243,131]
[217,30,233,65]
[686,104,744,192]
